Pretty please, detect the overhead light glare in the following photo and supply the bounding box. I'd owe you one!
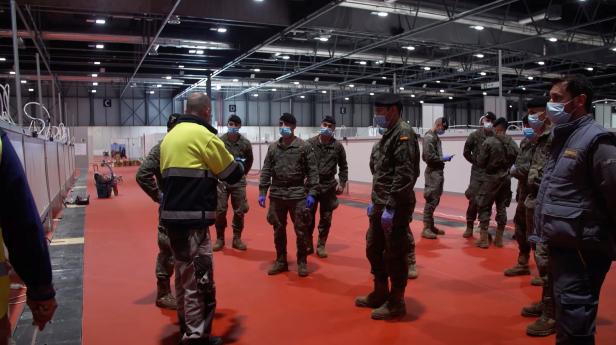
[382,76,387,80]
[94,61,101,65]
[448,96,453,100]
[403,46,415,51]
[179,65,185,68]
[156,84,162,88]
[522,87,527,91]
[348,84,355,88]
[149,91,155,94]
[321,90,327,94]
[344,97,349,101]
[479,72,487,76]
[293,81,300,85]
[423,66,431,71]
[20,80,26,84]
[271,88,277,92]
[300,95,305,99]
[92,82,98,86]
[548,37,558,42]
[436,80,441,83]
[28,88,34,92]
[527,76,534,80]
[95,19,106,25]
[399,87,405,90]
[420,100,424,104]
[482,92,487,96]
[9,71,15,75]
[253,68,261,72]
[411,94,415,98]
[471,25,484,31]
[95,44,104,49]
[232,79,239,82]
[586,67,594,71]
[369,92,375,96]
[281,55,290,60]
[358,61,367,65]
[252,93,259,97]
[216,28,228,33]
[537,61,545,65]
[439,89,445,93]
[474,53,484,58]
[165,75,172,80]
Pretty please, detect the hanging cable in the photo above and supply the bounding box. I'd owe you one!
[0,84,15,124]
[23,101,50,138]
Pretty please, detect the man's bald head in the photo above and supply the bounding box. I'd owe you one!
[186,92,212,122]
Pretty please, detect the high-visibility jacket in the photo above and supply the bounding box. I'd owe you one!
[160,115,243,229]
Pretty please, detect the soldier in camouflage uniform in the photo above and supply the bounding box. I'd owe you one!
[462,112,497,238]
[214,115,254,251]
[135,114,181,310]
[355,94,420,320]
[421,117,454,240]
[520,98,556,337]
[306,116,348,258]
[504,114,535,276]
[475,117,519,249]
[258,113,319,277]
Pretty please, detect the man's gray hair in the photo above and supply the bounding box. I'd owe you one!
[186,92,211,114]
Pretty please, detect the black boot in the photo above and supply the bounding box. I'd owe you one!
[355,280,389,308]
[371,288,406,320]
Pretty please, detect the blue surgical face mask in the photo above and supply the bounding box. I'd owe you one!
[319,127,334,137]
[547,100,573,125]
[227,127,240,134]
[522,127,536,140]
[527,113,545,131]
[279,126,293,138]
[436,129,445,135]
[373,114,388,128]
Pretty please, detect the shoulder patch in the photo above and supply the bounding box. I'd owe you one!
[563,148,577,159]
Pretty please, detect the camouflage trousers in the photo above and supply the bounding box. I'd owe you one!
[215,182,249,240]
[307,189,339,246]
[366,204,411,291]
[156,224,175,294]
[526,206,554,317]
[267,198,310,264]
[423,168,444,226]
[168,227,216,343]
[465,168,484,222]
[476,174,512,229]
[513,186,531,261]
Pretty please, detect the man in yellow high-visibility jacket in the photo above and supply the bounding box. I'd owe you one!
[0,129,57,344]
[160,92,243,345]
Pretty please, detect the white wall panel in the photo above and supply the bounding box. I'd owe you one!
[45,142,61,203]
[23,139,49,215]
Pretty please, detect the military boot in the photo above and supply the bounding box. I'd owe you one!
[407,263,418,280]
[431,225,445,235]
[267,260,289,275]
[494,225,505,248]
[504,254,531,276]
[212,238,224,252]
[355,280,389,308]
[156,280,177,310]
[463,221,474,238]
[371,289,406,320]
[521,301,543,317]
[530,276,544,286]
[232,236,247,251]
[526,316,556,337]
[474,227,489,249]
[316,240,328,258]
[298,262,309,277]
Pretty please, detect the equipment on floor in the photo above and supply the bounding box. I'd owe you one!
[93,161,120,198]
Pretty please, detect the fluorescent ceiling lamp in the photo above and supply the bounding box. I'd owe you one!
[28,88,34,92]
[253,68,261,72]
[189,50,196,54]
[315,36,329,42]
[471,25,484,31]
[344,97,349,100]
[399,87,405,90]
[271,88,277,91]
[95,19,106,24]
[382,76,387,80]
[293,81,300,85]
[403,46,415,51]
[370,11,388,17]
[232,79,239,82]
[420,100,424,103]
[149,91,155,94]
[348,84,355,88]
[321,90,327,94]
[527,76,534,80]
[411,94,415,98]
[483,92,487,95]
[165,76,172,80]
[423,66,431,71]
[9,71,15,75]
[179,65,185,68]
[522,87,527,90]
[358,61,367,65]
[0,57,7,61]
[448,96,453,100]
[92,82,98,86]
[537,61,545,65]
[216,28,227,33]
[196,50,204,55]
[96,44,104,49]
[474,53,484,58]
[215,85,221,90]
[281,55,290,60]
[611,47,616,52]
[369,92,375,96]
[376,60,384,64]
[479,72,487,76]
[94,61,101,65]
[548,37,558,42]
[91,73,98,77]
[20,80,26,84]
[586,67,594,71]
[156,84,162,88]
[436,80,441,83]
[439,89,445,93]
[300,95,305,99]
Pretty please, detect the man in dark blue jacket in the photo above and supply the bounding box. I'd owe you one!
[0,129,57,342]
[535,75,616,345]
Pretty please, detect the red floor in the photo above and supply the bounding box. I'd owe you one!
[83,167,616,345]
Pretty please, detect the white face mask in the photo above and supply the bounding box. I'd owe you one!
[483,122,493,130]
[546,99,574,125]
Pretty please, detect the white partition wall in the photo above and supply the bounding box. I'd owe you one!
[422,103,444,131]
[23,138,50,216]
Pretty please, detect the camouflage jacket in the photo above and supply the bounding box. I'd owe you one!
[220,133,254,186]
[511,138,535,182]
[259,136,319,200]
[369,119,420,210]
[136,142,162,203]
[525,127,552,207]
[463,128,492,172]
[422,129,444,170]
[477,134,519,175]
[307,135,348,194]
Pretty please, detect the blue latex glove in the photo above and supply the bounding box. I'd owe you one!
[381,208,395,232]
[367,203,373,216]
[258,195,266,208]
[442,154,455,162]
[306,195,316,209]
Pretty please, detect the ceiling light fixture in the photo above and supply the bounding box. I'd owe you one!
[474,53,484,58]
[216,28,228,33]
[271,88,277,92]
[232,79,239,82]
[436,80,441,83]
[471,25,484,31]
[9,71,15,75]
[165,75,172,80]
[93,82,98,86]
[482,92,487,96]
[423,66,431,71]
[611,47,616,52]
[91,89,97,93]
[527,76,534,80]
[253,68,261,72]
[321,90,327,94]
[300,95,305,99]
[344,97,350,101]
[94,61,101,65]
[359,61,367,65]
[479,72,487,76]
[403,46,415,51]
[179,65,185,68]
[20,80,26,84]
[149,91,155,94]
[448,96,453,100]
[586,67,594,71]
[156,84,162,88]
[522,87,527,91]
[370,11,388,17]
[382,76,387,80]
[95,44,104,49]
[252,93,258,97]
[28,88,34,92]
[548,37,558,42]
[293,81,300,85]
[95,19,106,25]
[537,61,545,65]
[439,89,445,93]
[411,94,415,98]
[348,84,355,88]
[369,92,375,96]
[399,87,405,90]
[281,55,290,60]
[0,58,6,62]
[420,100,424,104]
[91,73,98,77]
